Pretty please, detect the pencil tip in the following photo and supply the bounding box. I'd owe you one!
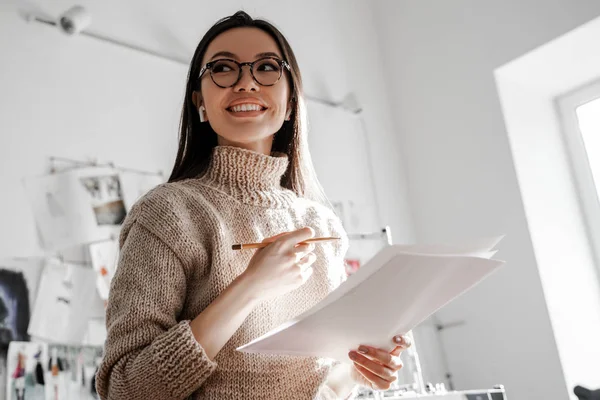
[232,244,242,250]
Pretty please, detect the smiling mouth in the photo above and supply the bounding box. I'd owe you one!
[226,103,267,113]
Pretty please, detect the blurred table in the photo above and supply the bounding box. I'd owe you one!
[383,388,507,400]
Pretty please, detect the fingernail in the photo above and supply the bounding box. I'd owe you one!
[348,351,357,360]
[358,346,369,354]
[394,336,403,344]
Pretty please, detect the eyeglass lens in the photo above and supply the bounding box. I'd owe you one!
[210,58,282,87]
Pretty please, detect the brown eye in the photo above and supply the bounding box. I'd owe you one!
[210,60,240,87]
[253,59,283,86]
[212,60,237,74]
[256,60,279,72]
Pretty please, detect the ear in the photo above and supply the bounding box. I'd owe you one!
[193,90,208,123]
[192,91,202,109]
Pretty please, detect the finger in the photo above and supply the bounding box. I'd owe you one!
[357,346,403,371]
[289,244,315,264]
[293,242,315,254]
[297,252,317,269]
[353,363,396,391]
[348,351,396,381]
[278,227,315,249]
[391,335,412,355]
[390,346,404,357]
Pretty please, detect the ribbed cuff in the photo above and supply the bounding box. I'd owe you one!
[151,320,218,398]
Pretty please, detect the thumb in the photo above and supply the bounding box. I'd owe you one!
[390,346,404,356]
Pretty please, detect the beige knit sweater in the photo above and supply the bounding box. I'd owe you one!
[96,145,349,400]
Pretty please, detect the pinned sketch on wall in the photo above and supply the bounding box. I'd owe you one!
[23,167,124,251]
[0,259,44,321]
[88,240,119,301]
[5,341,102,400]
[5,341,48,400]
[0,258,44,397]
[23,166,162,251]
[28,259,104,345]
[0,269,32,347]
[344,259,361,276]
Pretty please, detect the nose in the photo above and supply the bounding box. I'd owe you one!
[233,65,259,92]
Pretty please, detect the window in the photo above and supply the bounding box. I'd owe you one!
[576,98,600,186]
[558,78,600,271]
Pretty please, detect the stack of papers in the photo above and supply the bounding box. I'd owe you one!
[237,236,505,362]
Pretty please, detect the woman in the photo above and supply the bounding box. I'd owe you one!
[96,11,410,400]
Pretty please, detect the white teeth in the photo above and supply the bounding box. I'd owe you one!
[230,104,263,112]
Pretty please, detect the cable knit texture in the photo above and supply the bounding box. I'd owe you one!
[96,145,349,400]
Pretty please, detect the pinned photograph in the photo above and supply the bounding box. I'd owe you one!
[80,174,126,226]
[23,166,162,251]
[23,167,124,251]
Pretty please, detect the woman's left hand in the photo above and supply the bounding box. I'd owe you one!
[348,334,412,391]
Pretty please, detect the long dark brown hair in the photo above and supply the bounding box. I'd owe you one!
[168,11,327,204]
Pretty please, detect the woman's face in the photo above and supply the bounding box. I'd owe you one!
[195,27,291,151]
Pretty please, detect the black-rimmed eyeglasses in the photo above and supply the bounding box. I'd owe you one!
[198,57,291,88]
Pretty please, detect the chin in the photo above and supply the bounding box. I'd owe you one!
[219,130,274,145]
[215,121,281,143]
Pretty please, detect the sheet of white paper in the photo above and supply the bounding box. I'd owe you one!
[238,240,505,362]
[392,235,504,256]
[28,259,105,345]
[82,318,107,347]
[89,240,119,300]
[23,167,125,251]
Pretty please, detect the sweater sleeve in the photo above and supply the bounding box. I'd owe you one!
[96,205,217,399]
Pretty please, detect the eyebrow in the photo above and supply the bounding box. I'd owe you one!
[209,51,283,61]
[255,52,282,59]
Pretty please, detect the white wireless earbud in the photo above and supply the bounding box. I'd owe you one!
[199,105,207,123]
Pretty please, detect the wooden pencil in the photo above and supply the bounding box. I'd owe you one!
[232,237,340,250]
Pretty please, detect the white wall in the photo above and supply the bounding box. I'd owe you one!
[0,0,414,258]
[373,0,600,399]
[0,4,187,260]
[1,0,421,378]
[496,15,600,395]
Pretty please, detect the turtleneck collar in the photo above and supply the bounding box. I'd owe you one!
[197,145,297,208]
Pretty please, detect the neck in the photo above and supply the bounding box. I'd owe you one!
[197,145,296,208]
[217,135,274,155]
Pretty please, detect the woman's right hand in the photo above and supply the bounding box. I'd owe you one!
[239,227,317,302]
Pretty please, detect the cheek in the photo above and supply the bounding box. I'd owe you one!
[202,86,225,113]
[270,87,290,116]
